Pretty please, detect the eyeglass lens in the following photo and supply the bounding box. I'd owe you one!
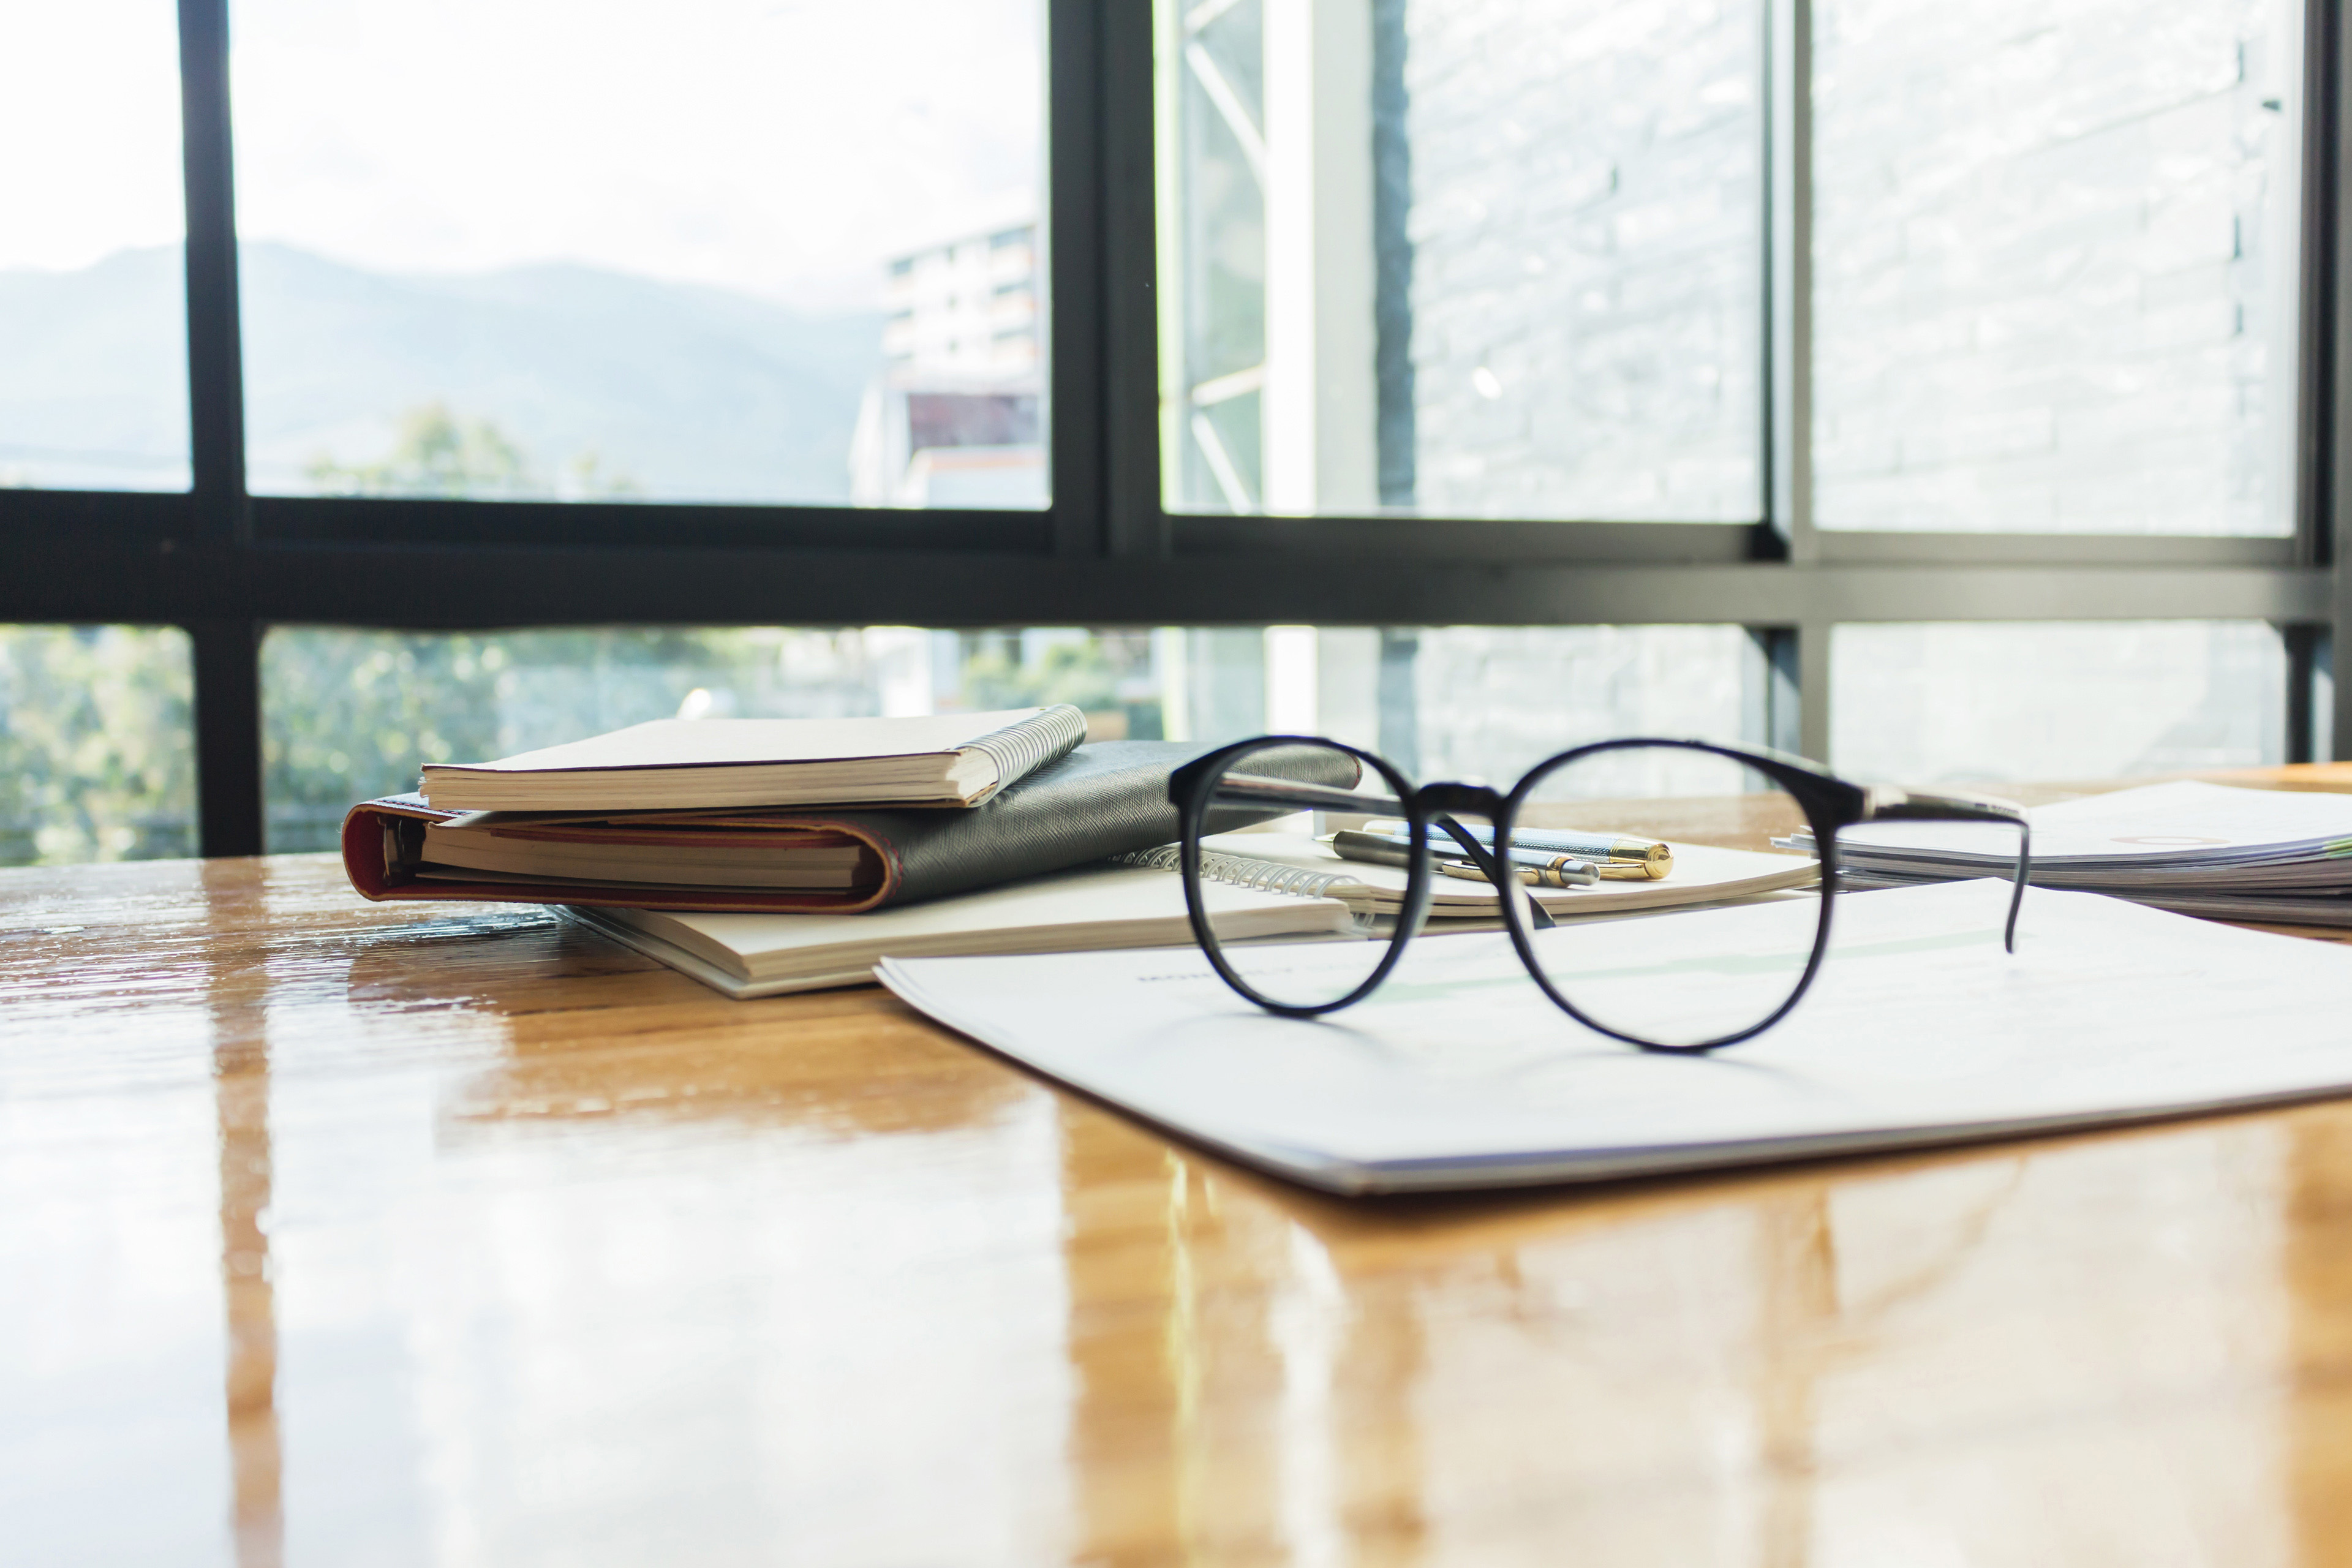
[1189,739,1409,1009]
[1511,745,1824,1048]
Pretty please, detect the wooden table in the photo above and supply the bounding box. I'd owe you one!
[9,767,2352,1566]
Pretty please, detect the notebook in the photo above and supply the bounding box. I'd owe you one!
[343,740,1361,914]
[417,705,1087,812]
[566,859,1357,998]
[567,829,1822,997]
[1163,829,1820,917]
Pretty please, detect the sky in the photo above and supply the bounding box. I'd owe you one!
[0,0,1042,311]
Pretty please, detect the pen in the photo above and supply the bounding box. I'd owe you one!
[1341,825,1673,880]
[1438,857,1599,889]
[1328,831,1606,886]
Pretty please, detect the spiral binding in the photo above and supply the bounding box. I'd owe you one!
[1111,843,1353,899]
[961,704,1087,801]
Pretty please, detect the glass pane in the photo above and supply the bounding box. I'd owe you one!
[1832,622,2286,785]
[262,623,1752,850]
[1814,1,2301,535]
[1369,625,1751,782]
[233,0,1046,507]
[0,2,189,492]
[0,627,196,864]
[1157,0,1762,521]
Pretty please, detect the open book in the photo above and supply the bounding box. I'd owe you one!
[419,705,1087,812]
[569,830,1820,998]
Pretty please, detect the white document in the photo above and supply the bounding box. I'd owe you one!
[1831,780,2352,922]
[1839,780,2352,874]
[879,880,2352,1193]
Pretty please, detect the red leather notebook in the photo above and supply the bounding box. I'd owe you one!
[341,792,905,913]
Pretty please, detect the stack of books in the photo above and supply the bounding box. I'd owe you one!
[341,709,1819,997]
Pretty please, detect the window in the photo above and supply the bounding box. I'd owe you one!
[231,0,1047,508]
[1812,0,2302,535]
[0,0,2342,861]
[0,627,195,865]
[1158,0,1763,519]
[0,1,190,492]
[1833,622,2287,784]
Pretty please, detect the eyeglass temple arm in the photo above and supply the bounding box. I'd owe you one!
[1860,785,2034,954]
[1431,813,1555,929]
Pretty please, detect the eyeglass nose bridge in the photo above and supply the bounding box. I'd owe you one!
[1417,780,1510,818]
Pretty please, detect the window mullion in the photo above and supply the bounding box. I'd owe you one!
[2314,0,2352,760]
[1100,0,1167,557]
[1766,0,1815,567]
[176,0,248,547]
[1047,0,1108,559]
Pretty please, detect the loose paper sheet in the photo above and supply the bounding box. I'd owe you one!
[880,881,2352,1193]
[1845,779,2352,866]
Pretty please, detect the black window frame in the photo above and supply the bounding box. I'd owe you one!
[1,0,2343,856]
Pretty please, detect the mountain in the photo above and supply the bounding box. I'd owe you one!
[0,246,191,491]
[0,244,886,503]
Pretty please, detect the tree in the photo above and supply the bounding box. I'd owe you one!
[0,626,195,865]
[304,402,643,500]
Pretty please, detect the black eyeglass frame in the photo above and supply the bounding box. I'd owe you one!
[1169,735,2032,1054]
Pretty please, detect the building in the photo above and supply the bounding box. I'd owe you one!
[848,220,1046,508]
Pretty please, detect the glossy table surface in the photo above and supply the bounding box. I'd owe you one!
[10,766,2352,1566]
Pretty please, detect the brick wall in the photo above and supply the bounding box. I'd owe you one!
[1811,0,2287,534]
[1398,0,1762,522]
[1395,0,2291,535]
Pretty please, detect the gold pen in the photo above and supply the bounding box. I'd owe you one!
[1348,823,1674,880]
[1438,856,1599,889]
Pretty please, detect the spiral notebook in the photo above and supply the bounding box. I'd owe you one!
[567,831,1819,998]
[1152,831,1820,918]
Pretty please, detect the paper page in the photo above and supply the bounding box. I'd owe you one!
[434,709,1047,775]
[1845,780,2352,864]
[880,881,2352,1193]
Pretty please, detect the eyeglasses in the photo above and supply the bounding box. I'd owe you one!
[1167,736,2031,1054]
